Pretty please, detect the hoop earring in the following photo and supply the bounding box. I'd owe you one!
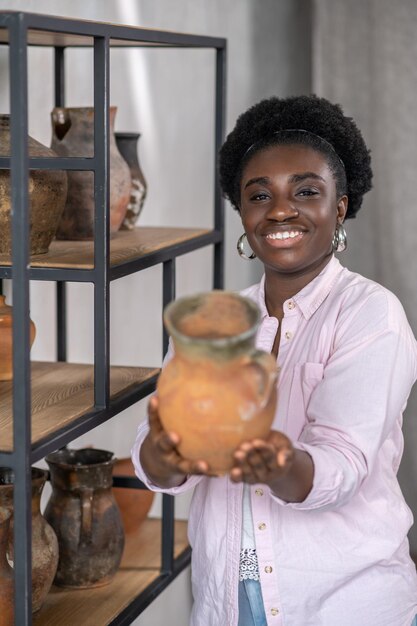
[237,233,256,260]
[332,223,347,253]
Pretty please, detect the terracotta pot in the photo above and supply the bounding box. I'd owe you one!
[0,467,59,614]
[115,132,147,230]
[157,291,278,474]
[0,295,36,381]
[0,114,68,255]
[51,106,131,240]
[0,507,13,626]
[44,448,125,588]
[112,458,154,535]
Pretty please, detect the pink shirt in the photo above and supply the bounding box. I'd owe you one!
[132,256,417,626]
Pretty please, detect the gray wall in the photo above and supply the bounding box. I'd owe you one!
[0,1,312,624]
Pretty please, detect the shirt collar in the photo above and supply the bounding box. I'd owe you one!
[256,256,344,320]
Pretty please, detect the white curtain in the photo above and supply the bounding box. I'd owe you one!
[313,0,417,553]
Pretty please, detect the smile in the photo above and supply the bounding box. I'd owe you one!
[265,230,303,240]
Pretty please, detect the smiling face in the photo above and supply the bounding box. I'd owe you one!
[239,143,348,284]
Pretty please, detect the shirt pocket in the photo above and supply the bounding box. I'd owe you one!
[286,362,324,439]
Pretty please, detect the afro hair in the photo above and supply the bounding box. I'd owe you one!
[219,95,373,219]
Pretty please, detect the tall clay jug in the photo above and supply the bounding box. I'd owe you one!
[0,508,13,626]
[44,448,125,588]
[0,467,59,614]
[0,295,36,381]
[157,291,278,474]
[51,107,131,239]
[115,132,147,230]
[0,113,68,255]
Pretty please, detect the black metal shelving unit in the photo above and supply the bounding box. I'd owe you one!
[0,11,226,625]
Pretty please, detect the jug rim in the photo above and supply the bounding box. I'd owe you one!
[163,289,260,349]
[45,448,115,469]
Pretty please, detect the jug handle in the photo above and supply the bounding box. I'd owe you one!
[52,107,71,141]
[79,488,93,546]
[243,350,278,410]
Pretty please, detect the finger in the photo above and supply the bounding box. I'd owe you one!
[246,448,268,473]
[148,396,163,435]
[276,447,294,468]
[156,431,180,453]
[176,457,210,476]
[230,466,243,482]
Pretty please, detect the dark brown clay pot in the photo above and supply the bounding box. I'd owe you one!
[114,132,147,230]
[0,114,68,255]
[0,295,36,381]
[112,458,154,535]
[44,448,125,588]
[0,467,59,614]
[157,291,278,474]
[0,507,14,626]
[51,107,131,240]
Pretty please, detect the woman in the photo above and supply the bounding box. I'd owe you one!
[132,95,417,625]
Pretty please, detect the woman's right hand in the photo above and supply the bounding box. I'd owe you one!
[139,395,210,488]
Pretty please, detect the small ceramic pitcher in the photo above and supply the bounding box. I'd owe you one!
[157,290,278,474]
[44,448,125,588]
[51,107,131,239]
[0,507,13,626]
[0,467,59,614]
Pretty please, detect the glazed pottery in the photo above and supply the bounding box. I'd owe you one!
[51,106,131,240]
[0,114,68,255]
[0,295,36,381]
[115,132,147,230]
[44,448,125,588]
[112,457,154,535]
[157,291,278,474]
[0,467,59,614]
[0,508,13,626]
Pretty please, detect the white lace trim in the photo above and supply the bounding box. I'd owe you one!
[239,548,260,581]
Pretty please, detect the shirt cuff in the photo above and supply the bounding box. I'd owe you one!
[269,441,354,511]
[130,419,203,495]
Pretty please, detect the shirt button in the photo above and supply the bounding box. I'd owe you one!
[264,565,273,573]
[255,488,264,496]
[258,522,266,531]
[285,331,293,340]
[287,301,295,310]
[271,608,279,616]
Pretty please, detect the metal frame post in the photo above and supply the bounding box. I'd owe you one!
[93,35,110,408]
[213,44,227,290]
[9,12,33,625]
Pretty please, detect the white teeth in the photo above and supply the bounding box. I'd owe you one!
[266,231,302,240]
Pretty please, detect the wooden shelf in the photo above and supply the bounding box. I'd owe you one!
[34,519,189,626]
[0,362,159,452]
[0,227,211,270]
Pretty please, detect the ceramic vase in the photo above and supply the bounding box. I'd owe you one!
[0,467,59,614]
[0,295,36,382]
[0,507,13,626]
[112,457,154,535]
[157,291,278,474]
[0,114,68,255]
[114,132,147,230]
[44,448,125,588]
[51,106,131,240]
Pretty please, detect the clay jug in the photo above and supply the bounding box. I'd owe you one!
[0,507,13,626]
[112,457,154,535]
[115,132,147,230]
[157,291,278,474]
[0,295,36,381]
[44,448,125,588]
[51,106,131,240]
[0,467,59,614]
[0,114,68,255]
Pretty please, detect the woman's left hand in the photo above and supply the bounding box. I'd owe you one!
[230,430,294,486]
